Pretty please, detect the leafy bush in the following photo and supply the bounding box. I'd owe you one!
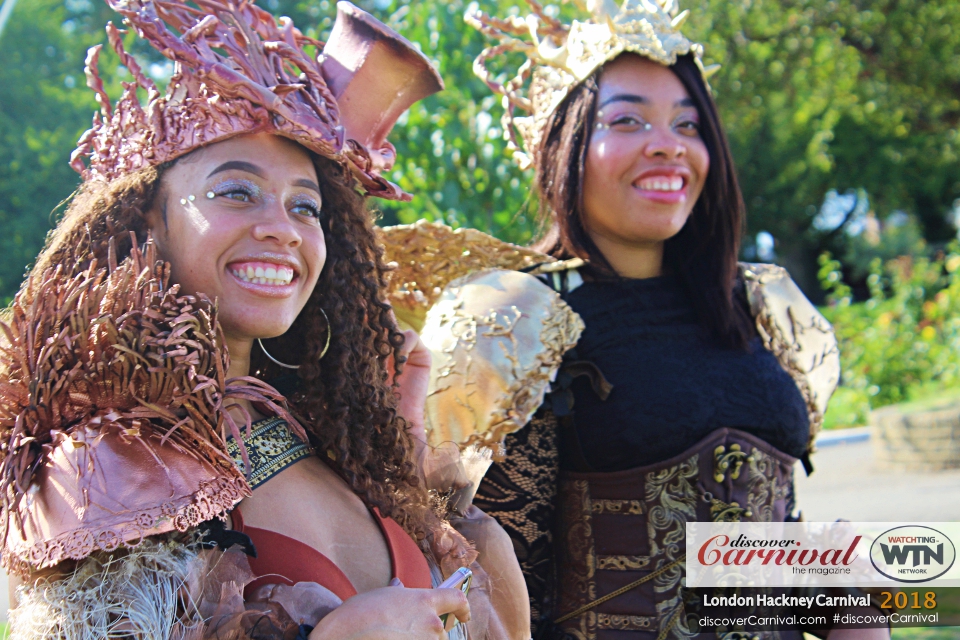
[818,247,960,427]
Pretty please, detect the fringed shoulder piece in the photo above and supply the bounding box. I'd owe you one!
[740,262,841,451]
[0,236,302,575]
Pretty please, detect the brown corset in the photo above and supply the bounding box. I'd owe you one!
[556,428,801,640]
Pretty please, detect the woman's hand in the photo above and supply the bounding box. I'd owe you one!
[307,585,469,640]
[391,328,431,442]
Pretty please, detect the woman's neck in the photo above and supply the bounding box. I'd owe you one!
[590,233,665,279]
[225,336,253,380]
[224,335,264,421]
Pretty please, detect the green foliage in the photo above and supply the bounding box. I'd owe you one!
[818,246,960,426]
[1,0,959,302]
[690,0,960,289]
[0,0,93,301]
[840,212,927,282]
[277,0,539,243]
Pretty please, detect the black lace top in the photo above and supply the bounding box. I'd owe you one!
[562,274,810,472]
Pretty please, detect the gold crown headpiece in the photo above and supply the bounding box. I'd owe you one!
[71,1,443,201]
[466,0,718,169]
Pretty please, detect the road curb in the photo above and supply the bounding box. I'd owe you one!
[816,426,871,447]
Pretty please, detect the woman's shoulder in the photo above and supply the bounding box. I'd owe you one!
[738,262,841,445]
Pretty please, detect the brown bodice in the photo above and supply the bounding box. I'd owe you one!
[555,428,800,640]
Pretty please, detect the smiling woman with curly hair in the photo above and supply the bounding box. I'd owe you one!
[0,1,529,639]
[32,153,426,542]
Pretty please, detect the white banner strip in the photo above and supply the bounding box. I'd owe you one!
[686,522,960,588]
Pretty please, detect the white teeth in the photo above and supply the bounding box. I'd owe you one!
[637,176,684,192]
[231,265,295,286]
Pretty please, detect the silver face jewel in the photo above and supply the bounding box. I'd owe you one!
[594,121,654,131]
[206,191,216,199]
[188,194,196,202]
[180,198,187,205]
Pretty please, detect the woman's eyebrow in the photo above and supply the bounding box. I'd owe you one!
[293,178,321,194]
[598,93,647,109]
[597,95,697,110]
[206,160,266,179]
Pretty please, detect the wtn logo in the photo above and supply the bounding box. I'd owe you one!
[871,526,956,583]
[880,543,944,567]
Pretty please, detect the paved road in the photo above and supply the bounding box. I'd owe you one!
[2,439,957,624]
[795,438,960,522]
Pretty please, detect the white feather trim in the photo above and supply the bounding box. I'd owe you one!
[9,537,206,640]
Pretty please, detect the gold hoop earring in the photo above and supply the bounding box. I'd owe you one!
[257,308,331,370]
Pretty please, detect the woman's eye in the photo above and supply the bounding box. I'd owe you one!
[209,179,262,203]
[676,120,700,134]
[291,200,324,221]
[224,189,252,202]
[612,115,644,127]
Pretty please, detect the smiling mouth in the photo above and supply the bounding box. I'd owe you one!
[634,175,685,192]
[228,261,297,286]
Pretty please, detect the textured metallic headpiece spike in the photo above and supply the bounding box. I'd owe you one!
[71,1,443,201]
[466,0,713,170]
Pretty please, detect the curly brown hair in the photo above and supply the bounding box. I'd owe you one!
[28,154,432,541]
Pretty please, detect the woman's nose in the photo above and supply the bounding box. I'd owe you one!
[252,203,302,247]
[643,127,687,160]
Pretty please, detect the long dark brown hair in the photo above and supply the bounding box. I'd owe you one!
[29,153,431,540]
[533,53,754,349]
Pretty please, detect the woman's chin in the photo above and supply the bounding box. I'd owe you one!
[220,313,299,344]
[614,222,689,245]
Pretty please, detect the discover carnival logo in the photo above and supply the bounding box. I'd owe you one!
[696,533,861,574]
[869,525,956,583]
[686,522,960,587]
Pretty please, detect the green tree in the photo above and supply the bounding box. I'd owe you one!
[280,0,538,242]
[0,0,96,300]
[1,0,958,302]
[689,0,960,292]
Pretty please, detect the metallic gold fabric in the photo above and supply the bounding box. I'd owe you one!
[741,262,841,448]
[377,220,553,332]
[421,268,583,451]
[378,222,838,455]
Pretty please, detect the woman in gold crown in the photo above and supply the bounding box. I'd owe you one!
[0,1,529,638]
[371,1,888,639]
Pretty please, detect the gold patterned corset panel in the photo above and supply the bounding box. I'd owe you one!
[226,418,314,490]
[556,428,796,640]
